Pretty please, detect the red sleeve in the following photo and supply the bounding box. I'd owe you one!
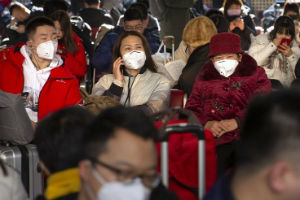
[185,79,208,126]
[65,78,83,106]
[60,38,87,80]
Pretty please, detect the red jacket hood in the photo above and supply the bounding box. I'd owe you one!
[198,53,258,81]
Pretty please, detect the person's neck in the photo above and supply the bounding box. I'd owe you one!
[126,68,141,77]
[231,169,278,200]
[30,53,51,71]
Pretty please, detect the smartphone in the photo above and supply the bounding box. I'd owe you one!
[279,38,291,47]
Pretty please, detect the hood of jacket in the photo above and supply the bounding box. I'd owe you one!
[198,53,258,81]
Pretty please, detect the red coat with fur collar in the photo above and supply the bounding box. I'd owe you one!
[185,54,271,145]
[0,44,82,121]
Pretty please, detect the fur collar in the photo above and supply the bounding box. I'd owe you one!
[198,53,258,81]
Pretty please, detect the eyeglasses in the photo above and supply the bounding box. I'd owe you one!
[124,24,144,32]
[90,157,160,188]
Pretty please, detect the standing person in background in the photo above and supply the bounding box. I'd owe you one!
[186,33,271,176]
[79,0,114,29]
[49,10,87,80]
[249,16,300,87]
[222,0,256,51]
[150,0,194,49]
[282,3,300,46]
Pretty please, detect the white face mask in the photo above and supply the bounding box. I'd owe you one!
[88,168,151,200]
[123,50,146,70]
[213,59,239,78]
[36,40,58,60]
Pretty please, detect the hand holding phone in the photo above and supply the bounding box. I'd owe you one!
[113,57,124,81]
[278,38,293,57]
[278,38,291,50]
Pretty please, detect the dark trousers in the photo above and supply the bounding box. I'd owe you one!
[216,141,237,177]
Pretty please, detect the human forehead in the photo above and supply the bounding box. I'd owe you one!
[124,19,143,26]
[228,4,241,9]
[33,25,56,37]
[121,35,143,46]
[213,53,238,59]
[99,128,156,169]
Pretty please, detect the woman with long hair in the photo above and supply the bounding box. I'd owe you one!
[92,31,170,114]
[49,10,87,80]
[249,16,300,87]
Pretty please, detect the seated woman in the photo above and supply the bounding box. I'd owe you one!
[49,10,87,80]
[185,33,271,176]
[222,0,257,51]
[92,31,170,114]
[249,16,300,87]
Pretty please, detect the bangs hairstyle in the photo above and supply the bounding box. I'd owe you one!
[49,10,78,55]
[283,3,300,18]
[270,16,295,41]
[25,16,55,39]
[112,31,157,73]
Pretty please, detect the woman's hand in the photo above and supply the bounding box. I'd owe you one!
[204,121,227,138]
[229,18,245,31]
[278,43,293,57]
[113,57,124,81]
[219,119,238,132]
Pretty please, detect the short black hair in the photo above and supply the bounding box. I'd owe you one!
[236,90,300,174]
[124,7,143,22]
[84,0,99,5]
[44,0,69,16]
[129,3,148,20]
[206,9,229,33]
[25,16,55,39]
[34,106,93,173]
[269,16,295,41]
[83,106,158,160]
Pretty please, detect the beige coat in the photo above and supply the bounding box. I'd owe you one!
[249,33,300,87]
[92,69,170,114]
[174,41,189,62]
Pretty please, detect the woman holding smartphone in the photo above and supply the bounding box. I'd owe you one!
[92,31,170,114]
[249,16,300,87]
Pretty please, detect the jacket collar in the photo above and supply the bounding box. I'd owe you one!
[198,53,258,81]
[11,44,74,79]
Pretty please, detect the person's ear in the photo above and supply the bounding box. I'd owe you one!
[267,162,291,194]
[143,17,149,28]
[78,160,92,182]
[39,161,51,177]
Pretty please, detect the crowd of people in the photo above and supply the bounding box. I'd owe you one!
[0,0,299,200]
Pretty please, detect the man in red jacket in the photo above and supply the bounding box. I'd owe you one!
[0,16,82,126]
[186,32,272,176]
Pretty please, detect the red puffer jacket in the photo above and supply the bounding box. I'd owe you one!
[0,44,82,120]
[57,32,87,80]
[186,54,271,145]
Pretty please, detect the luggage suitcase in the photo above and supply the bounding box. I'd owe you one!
[160,123,206,200]
[0,143,44,200]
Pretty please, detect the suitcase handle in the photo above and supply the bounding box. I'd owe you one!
[160,123,206,199]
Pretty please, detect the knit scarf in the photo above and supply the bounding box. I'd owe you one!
[45,168,81,200]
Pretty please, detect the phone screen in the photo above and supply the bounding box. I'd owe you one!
[280,38,291,46]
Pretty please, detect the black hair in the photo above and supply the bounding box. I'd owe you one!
[223,0,243,19]
[129,3,148,20]
[236,90,300,174]
[136,0,149,9]
[283,3,300,20]
[269,16,295,41]
[25,16,55,39]
[84,0,99,5]
[44,0,69,16]
[206,9,229,33]
[83,106,158,160]
[34,106,93,173]
[113,31,157,73]
[124,7,143,22]
[32,0,46,7]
